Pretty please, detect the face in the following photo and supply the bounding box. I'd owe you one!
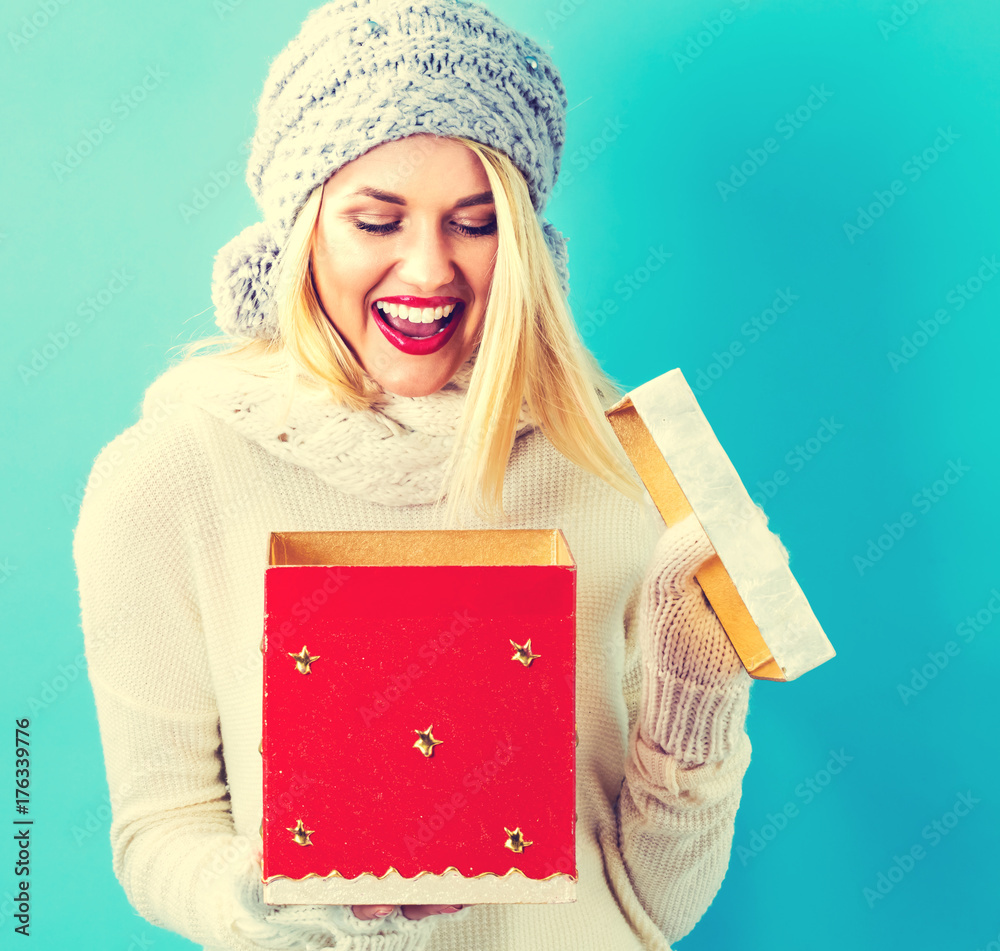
[311,135,499,397]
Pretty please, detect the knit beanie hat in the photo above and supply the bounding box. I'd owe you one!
[212,0,570,341]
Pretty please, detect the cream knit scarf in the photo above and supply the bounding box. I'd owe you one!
[142,355,534,507]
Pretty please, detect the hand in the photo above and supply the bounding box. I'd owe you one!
[233,846,472,944]
[353,904,467,921]
[641,513,747,689]
[232,859,473,946]
[637,513,751,765]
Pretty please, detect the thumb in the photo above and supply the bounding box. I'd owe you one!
[646,513,716,599]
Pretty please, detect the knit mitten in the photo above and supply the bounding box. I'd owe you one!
[636,513,752,768]
[227,854,472,950]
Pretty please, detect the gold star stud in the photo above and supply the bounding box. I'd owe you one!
[504,827,533,853]
[510,639,540,667]
[288,646,320,675]
[413,725,443,758]
[288,819,315,847]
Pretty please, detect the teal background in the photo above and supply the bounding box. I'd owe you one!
[2,0,998,947]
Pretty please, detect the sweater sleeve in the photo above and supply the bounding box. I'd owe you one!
[615,513,753,946]
[73,419,444,951]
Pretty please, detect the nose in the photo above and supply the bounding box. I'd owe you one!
[394,221,456,292]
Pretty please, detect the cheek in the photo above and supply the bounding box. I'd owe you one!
[321,234,366,270]
[468,241,499,289]
[315,236,384,302]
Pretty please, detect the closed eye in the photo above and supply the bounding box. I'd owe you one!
[351,218,498,237]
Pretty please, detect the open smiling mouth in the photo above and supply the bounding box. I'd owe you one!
[371,299,466,356]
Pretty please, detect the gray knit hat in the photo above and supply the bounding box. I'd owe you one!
[212,0,570,340]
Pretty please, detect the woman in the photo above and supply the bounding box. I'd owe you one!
[74,1,754,948]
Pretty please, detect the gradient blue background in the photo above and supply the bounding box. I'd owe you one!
[2,0,998,947]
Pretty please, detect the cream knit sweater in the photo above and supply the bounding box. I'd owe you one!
[73,356,753,951]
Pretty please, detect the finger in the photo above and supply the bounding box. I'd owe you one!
[352,905,395,920]
[399,904,465,920]
[649,514,716,598]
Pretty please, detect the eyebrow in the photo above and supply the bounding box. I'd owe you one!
[347,186,495,209]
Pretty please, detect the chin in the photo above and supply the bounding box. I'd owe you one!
[374,366,454,398]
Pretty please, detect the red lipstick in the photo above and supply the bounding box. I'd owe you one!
[378,296,464,307]
[371,297,465,356]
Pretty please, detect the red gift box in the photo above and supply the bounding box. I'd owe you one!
[261,530,577,905]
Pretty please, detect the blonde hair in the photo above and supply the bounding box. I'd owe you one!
[185,137,642,522]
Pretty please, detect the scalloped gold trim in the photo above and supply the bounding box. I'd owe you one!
[263,865,578,884]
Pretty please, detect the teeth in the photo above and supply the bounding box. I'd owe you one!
[376,301,458,324]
